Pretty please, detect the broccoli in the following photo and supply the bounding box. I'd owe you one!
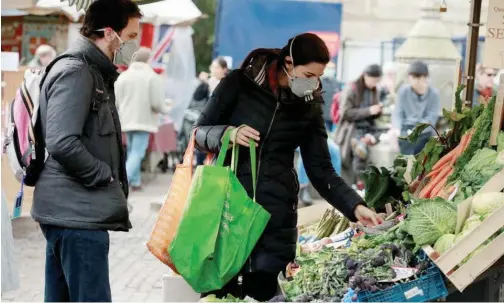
[371,256,386,267]
[346,259,358,270]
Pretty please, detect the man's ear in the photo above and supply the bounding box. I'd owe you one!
[104,28,116,42]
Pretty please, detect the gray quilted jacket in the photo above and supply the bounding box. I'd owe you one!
[32,35,130,231]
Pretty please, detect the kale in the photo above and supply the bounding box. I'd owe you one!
[360,166,405,211]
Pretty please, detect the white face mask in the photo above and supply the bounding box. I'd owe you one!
[284,37,319,101]
[112,32,139,66]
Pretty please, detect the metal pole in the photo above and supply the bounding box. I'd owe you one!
[463,0,483,108]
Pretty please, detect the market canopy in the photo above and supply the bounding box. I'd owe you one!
[1,0,201,24]
[2,0,164,10]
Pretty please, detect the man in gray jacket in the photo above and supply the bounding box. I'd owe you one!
[32,0,142,301]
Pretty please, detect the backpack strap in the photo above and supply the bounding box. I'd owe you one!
[38,54,76,89]
[88,65,106,112]
[40,54,105,112]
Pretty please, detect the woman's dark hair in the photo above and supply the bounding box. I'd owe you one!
[214,57,228,70]
[80,0,143,40]
[278,33,330,68]
[354,64,381,106]
[239,33,329,71]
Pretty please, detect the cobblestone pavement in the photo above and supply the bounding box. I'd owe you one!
[1,173,173,302]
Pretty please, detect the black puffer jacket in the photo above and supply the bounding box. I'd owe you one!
[194,50,363,274]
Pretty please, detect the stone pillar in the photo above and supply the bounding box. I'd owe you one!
[394,0,461,111]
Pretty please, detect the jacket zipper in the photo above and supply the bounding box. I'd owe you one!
[291,169,300,193]
[256,102,280,187]
[243,73,280,273]
[247,101,279,273]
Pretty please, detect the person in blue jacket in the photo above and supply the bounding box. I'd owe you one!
[392,61,440,155]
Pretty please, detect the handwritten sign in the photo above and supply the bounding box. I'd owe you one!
[483,0,504,69]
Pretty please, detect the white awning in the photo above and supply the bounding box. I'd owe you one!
[139,0,202,26]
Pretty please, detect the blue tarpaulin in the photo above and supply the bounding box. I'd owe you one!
[213,0,342,68]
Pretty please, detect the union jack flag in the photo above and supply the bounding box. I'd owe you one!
[136,23,175,73]
[149,25,175,66]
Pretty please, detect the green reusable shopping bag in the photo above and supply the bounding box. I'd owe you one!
[168,129,271,293]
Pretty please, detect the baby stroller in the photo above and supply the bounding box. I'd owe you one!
[157,97,207,172]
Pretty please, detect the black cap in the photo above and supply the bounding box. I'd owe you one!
[408,61,429,76]
[364,64,383,77]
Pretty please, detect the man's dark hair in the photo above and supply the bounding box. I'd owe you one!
[408,61,429,78]
[80,0,143,40]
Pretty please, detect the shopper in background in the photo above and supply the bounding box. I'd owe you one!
[32,0,142,301]
[321,61,339,132]
[297,138,342,205]
[379,61,397,104]
[115,47,171,191]
[28,44,57,69]
[334,64,382,184]
[194,33,380,301]
[392,61,440,155]
[473,64,498,106]
[1,191,20,295]
[188,57,229,165]
[208,56,229,95]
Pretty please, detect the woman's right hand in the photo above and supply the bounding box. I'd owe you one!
[369,104,383,115]
[230,126,261,147]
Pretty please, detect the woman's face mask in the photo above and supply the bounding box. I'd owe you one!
[112,32,139,66]
[284,67,319,101]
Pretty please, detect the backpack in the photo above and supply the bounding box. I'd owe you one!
[330,91,342,124]
[331,83,356,124]
[3,54,104,188]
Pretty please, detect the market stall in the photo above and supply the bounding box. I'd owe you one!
[194,85,503,302]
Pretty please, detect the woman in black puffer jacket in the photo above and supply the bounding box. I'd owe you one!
[194,33,379,301]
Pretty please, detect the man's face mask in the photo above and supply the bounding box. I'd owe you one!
[97,28,139,66]
[283,37,319,101]
[112,32,139,66]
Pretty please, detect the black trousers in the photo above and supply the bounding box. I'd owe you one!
[202,271,279,302]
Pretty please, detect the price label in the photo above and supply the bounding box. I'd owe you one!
[483,0,504,69]
[404,286,424,300]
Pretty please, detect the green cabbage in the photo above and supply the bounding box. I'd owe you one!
[434,234,456,254]
[462,215,482,232]
[497,132,504,153]
[455,229,473,243]
[472,192,504,215]
[406,199,457,246]
[497,151,504,165]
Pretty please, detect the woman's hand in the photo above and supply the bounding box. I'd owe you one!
[369,104,383,115]
[354,204,382,227]
[230,126,260,147]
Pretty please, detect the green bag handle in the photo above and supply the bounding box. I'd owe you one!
[216,128,257,201]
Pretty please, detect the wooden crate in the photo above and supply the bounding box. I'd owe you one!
[423,168,504,292]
